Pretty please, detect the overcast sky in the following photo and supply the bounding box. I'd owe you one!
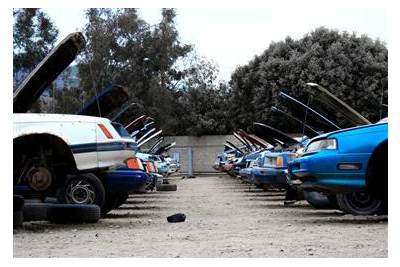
[43,8,387,81]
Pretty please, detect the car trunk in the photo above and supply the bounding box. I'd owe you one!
[13,32,86,113]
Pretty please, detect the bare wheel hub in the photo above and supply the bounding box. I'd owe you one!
[66,180,95,204]
[27,167,52,191]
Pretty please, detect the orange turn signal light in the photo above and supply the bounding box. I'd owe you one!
[98,124,113,139]
[126,158,142,170]
[276,156,283,167]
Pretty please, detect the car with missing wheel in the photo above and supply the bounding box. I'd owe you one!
[13,32,138,216]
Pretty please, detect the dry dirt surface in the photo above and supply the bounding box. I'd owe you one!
[13,175,388,258]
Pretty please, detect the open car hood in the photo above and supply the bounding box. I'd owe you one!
[233,132,252,151]
[133,120,155,140]
[270,107,319,138]
[223,142,244,154]
[278,91,341,132]
[14,32,86,113]
[252,122,300,148]
[77,85,130,118]
[111,102,143,126]
[237,129,270,148]
[125,115,153,135]
[305,83,371,126]
[154,142,176,155]
[148,137,164,154]
[137,129,162,148]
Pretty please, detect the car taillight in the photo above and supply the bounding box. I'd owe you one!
[146,162,155,173]
[98,123,114,139]
[126,158,143,170]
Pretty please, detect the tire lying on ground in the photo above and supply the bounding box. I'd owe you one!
[13,195,24,228]
[47,204,100,223]
[156,184,177,191]
[336,191,383,215]
[23,203,49,222]
[304,191,338,209]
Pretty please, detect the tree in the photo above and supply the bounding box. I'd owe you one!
[176,54,231,136]
[13,8,59,89]
[228,27,388,132]
[77,8,193,134]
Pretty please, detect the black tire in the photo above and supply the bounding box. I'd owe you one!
[336,191,382,215]
[327,194,340,209]
[114,193,129,208]
[23,203,49,221]
[47,204,100,223]
[304,191,335,209]
[101,194,118,216]
[56,173,105,208]
[156,184,177,191]
[13,195,24,211]
[13,196,24,228]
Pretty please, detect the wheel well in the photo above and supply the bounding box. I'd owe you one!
[13,134,77,181]
[366,140,388,201]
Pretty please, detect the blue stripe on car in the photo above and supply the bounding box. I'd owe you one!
[70,142,137,154]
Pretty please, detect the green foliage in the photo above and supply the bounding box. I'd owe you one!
[77,8,194,135]
[13,8,59,88]
[228,27,388,132]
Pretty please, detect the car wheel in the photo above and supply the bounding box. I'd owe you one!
[327,194,339,209]
[56,173,105,208]
[23,203,49,221]
[336,191,382,215]
[13,195,24,228]
[114,193,129,208]
[47,204,100,223]
[156,184,177,191]
[100,193,129,216]
[304,191,336,209]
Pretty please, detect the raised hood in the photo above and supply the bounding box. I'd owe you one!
[278,91,341,132]
[237,129,270,148]
[13,32,86,113]
[154,142,176,155]
[77,84,130,118]
[306,83,371,126]
[270,107,319,138]
[252,122,300,147]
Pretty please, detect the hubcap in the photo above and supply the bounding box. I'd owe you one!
[66,180,95,204]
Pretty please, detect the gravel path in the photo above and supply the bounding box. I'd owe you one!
[13,175,388,257]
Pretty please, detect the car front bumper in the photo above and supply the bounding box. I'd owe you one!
[289,151,369,193]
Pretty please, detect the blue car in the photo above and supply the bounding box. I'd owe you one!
[251,151,297,189]
[289,119,388,215]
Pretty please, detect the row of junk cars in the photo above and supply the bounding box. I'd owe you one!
[13,33,180,227]
[213,82,388,216]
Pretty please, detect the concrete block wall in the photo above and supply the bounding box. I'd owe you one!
[141,135,240,174]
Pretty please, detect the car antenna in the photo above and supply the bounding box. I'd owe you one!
[89,62,102,117]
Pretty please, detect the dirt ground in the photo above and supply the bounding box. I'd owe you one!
[13,174,388,258]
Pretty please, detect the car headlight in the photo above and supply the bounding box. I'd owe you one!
[305,138,337,152]
[264,156,284,167]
